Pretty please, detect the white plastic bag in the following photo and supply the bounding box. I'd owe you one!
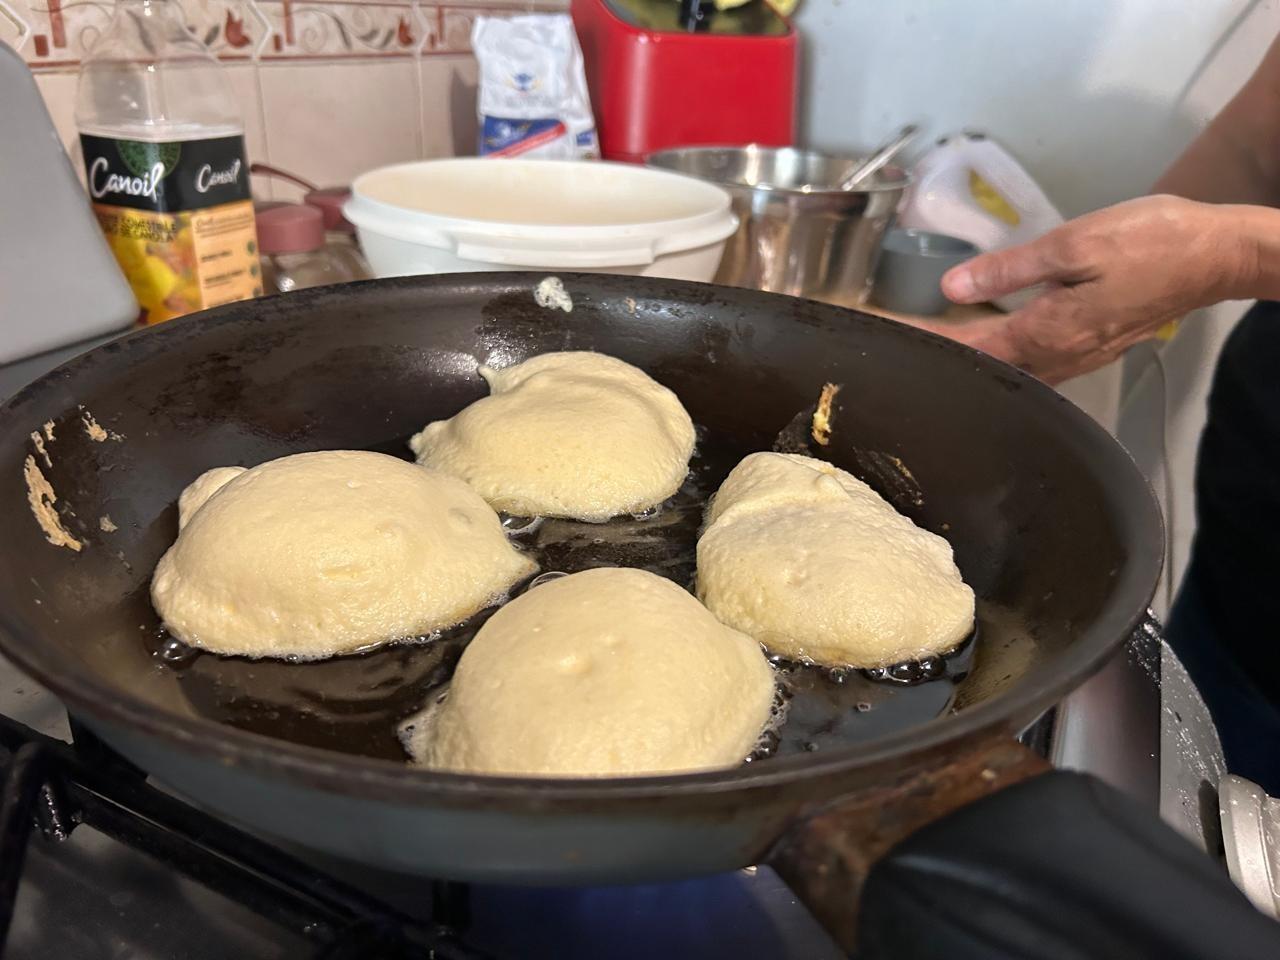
[472,14,598,160]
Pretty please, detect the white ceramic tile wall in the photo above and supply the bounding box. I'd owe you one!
[30,68,77,156]
[258,59,422,193]
[14,0,566,194]
[418,54,479,158]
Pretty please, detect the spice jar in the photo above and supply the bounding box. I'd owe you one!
[304,187,372,281]
[256,204,366,294]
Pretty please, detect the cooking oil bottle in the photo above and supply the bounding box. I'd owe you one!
[76,0,260,325]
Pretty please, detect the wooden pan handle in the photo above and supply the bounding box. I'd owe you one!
[769,733,1049,954]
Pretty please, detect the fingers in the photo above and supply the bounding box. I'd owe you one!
[897,312,1012,350]
[898,291,1113,385]
[942,228,1093,304]
[890,308,1050,374]
[966,290,1126,385]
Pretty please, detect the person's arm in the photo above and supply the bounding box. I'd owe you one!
[921,35,1280,384]
[1155,32,1280,205]
[1238,202,1280,296]
[932,197,1280,383]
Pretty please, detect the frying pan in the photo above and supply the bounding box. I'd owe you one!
[0,273,1167,950]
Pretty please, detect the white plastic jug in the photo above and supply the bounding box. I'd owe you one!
[898,131,1063,312]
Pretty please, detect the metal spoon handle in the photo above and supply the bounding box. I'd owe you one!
[840,123,919,190]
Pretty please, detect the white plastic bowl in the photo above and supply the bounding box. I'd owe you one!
[345,159,738,281]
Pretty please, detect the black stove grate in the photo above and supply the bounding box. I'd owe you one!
[0,713,490,960]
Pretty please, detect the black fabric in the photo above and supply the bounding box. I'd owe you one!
[858,771,1280,960]
[1167,556,1280,792]
[1193,301,1280,703]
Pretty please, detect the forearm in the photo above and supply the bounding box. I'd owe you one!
[1154,33,1280,207]
[1215,203,1280,302]
[932,194,1280,382]
[1154,120,1280,206]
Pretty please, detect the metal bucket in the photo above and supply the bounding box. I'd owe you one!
[646,145,907,304]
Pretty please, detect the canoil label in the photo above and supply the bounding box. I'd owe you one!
[81,134,260,324]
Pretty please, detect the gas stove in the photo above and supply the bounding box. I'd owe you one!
[0,336,1229,959]
[2,672,846,959]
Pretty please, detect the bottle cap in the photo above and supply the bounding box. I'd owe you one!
[256,203,324,255]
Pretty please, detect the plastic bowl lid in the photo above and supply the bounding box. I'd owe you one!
[344,159,738,269]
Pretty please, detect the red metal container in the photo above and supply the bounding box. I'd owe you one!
[571,0,797,164]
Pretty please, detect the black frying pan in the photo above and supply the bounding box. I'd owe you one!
[0,273,1170,950]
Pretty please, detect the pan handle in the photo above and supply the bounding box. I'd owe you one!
[855,768,1280,960]
[772,737,1280,958]
[770,733,1046,953]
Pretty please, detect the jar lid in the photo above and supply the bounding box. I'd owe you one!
[305,187,355,233]
[256,203,325,254]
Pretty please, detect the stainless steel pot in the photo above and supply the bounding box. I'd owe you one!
[646,145,907,304]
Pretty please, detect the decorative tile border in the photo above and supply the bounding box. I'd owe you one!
[259,0,417,59]
[11,0,263,68]
[8,0,564,70]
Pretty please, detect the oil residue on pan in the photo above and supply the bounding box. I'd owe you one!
[145,428,982,765]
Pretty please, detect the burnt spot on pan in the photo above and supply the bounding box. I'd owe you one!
[771,385,925,512]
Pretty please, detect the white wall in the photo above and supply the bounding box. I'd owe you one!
[795,0,1278,217]
[794,0,1280,607]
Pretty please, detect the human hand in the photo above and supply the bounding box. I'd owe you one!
[916,195,1255,384]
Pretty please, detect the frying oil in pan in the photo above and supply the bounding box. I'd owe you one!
[145,430,977,765]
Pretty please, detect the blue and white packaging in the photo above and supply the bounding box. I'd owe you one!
[472,14,598,160]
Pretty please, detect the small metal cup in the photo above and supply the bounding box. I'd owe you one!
[646,145,908,304]
[870,228,980,316]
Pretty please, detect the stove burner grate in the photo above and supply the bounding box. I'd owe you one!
[0,713,489,959]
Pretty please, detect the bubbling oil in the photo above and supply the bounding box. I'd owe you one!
[146,430,978,765]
